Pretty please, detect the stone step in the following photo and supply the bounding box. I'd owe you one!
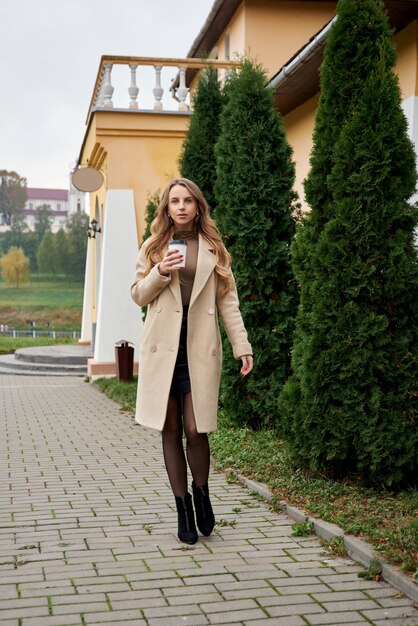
[0,354,87,375]
[14,345,93,365]
[0,344,93,376]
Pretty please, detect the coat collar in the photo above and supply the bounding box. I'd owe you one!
[168,234,216,309]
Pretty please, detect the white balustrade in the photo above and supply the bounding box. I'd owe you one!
[102,63,114,108]
[91,58,237,115]
[96,75,105,107]
[128,64,139,109]
[153,66,164,110]
[94,62,190,111]
[176,67,189,111]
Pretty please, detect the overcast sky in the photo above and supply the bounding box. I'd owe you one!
[0,0,214,189]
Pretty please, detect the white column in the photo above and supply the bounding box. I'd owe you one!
[402,96,418,190]
[79,238,93,344]
[402,95,418,233]
[93,190,142,371]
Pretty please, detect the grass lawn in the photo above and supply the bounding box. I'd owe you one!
[0,273,83,331]
[95,376,417,579]
[0,336,78,355]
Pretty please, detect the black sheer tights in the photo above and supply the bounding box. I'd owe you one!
[162,393,210,497]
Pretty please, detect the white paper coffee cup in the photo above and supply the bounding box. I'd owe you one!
[168,239,188,269]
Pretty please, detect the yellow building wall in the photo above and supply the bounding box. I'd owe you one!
[80,111,190,243]
[212,3,246,85]
[244,0,336,77]
[217,2,246,60]
[395,20,418,99]
[212,1,336,77]
[284,94,319,210]
[79,116,106,226]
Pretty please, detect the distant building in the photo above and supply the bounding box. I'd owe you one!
[23,184,86,232]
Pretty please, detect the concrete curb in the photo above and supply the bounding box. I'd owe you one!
[239,475,418,604]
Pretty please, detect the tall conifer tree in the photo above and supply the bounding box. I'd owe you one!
[214,60,298,428]
[142,191,160,244]
[179,68,224,210]
[279,0,418,486]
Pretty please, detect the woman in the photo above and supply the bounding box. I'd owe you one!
[131,178,253,544]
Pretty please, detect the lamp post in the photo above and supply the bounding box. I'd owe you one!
[88,218,101,238]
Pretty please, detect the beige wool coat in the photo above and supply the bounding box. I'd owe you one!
[130,234,252,433]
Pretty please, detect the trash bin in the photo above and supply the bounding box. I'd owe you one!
[115,340,134,381]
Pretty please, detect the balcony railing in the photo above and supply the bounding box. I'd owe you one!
[87,56,240,121]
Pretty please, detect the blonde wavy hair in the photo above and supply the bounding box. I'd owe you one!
[144,178,232,296]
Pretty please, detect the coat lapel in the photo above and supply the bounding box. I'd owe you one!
[168,269,182,307]
[189,235,216,309]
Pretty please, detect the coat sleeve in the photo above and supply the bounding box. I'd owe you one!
[216,271,253,360]
[131,240,171,308]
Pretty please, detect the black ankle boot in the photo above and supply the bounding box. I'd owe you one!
[175,493,198,545]
[192,481,215,537]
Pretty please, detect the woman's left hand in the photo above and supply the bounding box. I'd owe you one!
[240,355,253,377]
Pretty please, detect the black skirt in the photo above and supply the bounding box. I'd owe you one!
[169,306,191,396]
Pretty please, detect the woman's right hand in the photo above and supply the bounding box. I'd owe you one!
[158,247,184,276]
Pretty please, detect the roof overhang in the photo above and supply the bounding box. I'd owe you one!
[187,0,242,59]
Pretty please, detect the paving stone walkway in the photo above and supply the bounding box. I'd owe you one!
[0,374,417,626]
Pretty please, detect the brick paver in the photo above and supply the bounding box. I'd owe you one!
[0,375,417,626]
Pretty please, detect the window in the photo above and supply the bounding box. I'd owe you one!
[225,31,230,60]
[57,203,61,210]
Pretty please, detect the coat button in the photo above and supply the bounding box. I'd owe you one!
[156,306,162,313]
[208,308,215,315]
[150,345,157,353]
[212,349,217,356]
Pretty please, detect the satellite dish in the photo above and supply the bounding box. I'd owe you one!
[72,167,104,192]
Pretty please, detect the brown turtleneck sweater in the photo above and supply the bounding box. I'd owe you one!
[174,230,199,306]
